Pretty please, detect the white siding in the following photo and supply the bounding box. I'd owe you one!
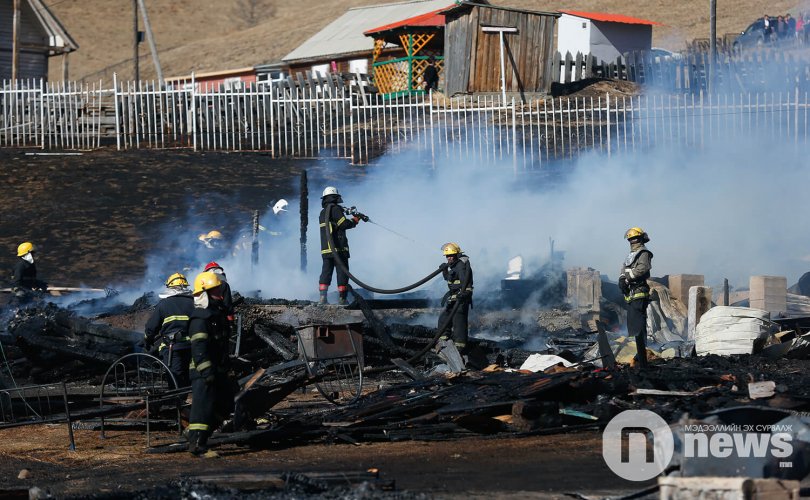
[556,14,591,59]
[348,58,368,74]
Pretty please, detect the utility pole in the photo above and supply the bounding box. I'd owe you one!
[138,0,164,85]
[133,0,140,83]
[12,0,20,82]
[709,0,717,92]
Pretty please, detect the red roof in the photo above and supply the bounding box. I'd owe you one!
[559,10,661,26]
[364,7,450,35]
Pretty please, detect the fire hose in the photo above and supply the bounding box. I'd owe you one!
[324,203,464,366]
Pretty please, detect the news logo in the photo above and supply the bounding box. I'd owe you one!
[602,410,674,481]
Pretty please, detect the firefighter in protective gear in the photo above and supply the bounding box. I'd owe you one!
[186,271,235,457]
[11,242,47,298]
[318,186,364,305]
[439,243,473,350]
[618,227,653,369]
[144,273,194,388]
[203,262,234,321]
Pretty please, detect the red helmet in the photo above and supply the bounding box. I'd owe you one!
[204,261,223,272]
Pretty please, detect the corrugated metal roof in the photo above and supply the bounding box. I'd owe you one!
[364,8,447,35]
[283,0,454,63]
[440,1,559,18]
[559,10,661,26]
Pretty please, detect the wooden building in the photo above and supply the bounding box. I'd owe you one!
[0,0,78,81]
[164,67,257,92]
[283,0,451,78]
[364,8,446,96]
[442,2,559,96]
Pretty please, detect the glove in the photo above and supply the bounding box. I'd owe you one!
[458,290,472,301]
[205,374,216,385]
[438,262,449,271]
[618,276,630,295]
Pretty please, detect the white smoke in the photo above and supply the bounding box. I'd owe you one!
[133,118,810,303]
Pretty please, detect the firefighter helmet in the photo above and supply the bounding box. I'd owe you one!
[272,199,289,214]
[206,230,223,240]
[322,186,339,198]
[193,271,221,295]
[204,261,223,272]
[17,242,34,257]
[165,272,189,289]
[441,242,461,256]
[625,227,649,242]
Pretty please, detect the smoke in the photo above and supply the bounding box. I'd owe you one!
[127,130,810,304]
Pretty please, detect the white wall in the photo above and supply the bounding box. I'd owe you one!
[348,58,368,74]
[557,14,592,59]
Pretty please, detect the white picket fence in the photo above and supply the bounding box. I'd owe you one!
[2,77,810,168]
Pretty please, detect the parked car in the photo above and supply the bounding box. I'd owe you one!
[650,47,683,62]
[733,18,771,51]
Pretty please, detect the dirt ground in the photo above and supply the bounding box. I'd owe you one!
[0,424,646,498]
[0,149,355,288]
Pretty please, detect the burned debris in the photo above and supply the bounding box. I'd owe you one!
[3,255,810,498]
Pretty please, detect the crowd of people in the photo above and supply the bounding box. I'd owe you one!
[760,13,809,44]
[9,189,656,456]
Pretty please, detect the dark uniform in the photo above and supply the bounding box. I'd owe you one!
[144,291,194,388]
[319,194,358,302]
[187,303,234,455]
[11,258,44,291]
[619,243,653,368]
[439,255,474,349]
[423,61,439,91]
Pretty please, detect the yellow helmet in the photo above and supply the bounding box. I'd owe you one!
[165,272,189,289]
[207,230,223,240]
[193,271,221,295]
[17,242,34,257]
[625,227,649,242]
[441,242,461,256]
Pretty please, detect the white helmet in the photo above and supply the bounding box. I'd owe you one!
[322,186,339,198]
[272,199,289,215]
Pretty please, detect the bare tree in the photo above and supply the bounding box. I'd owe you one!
[233,0,276,28]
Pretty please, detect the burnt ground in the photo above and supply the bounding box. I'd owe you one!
[0,421,640,499]
[0,149,361,288]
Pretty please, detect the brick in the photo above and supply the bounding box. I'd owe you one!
[669,274,704,305]
[749,276,787,314]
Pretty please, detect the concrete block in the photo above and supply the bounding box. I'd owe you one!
[687,286,712,341]
[658,476,799,500]
[566,267,601,314]
[669,274,704,305]
[749,276,787,315]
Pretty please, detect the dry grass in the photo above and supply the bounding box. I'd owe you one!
[48,0,799,82]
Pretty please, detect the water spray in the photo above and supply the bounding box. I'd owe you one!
[344,206,416,243]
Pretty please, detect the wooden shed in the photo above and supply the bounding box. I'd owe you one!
[442,2,559,96]
[0,0,78,81]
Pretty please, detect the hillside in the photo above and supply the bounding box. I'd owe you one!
[47,0,797,82]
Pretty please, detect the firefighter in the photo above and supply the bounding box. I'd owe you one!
[11,242,47,298]
[438,243,473,351]
[618,227,653,369]
[187,271,234,457]
[318,186,365,305]
[144,273,194,388]
[203,262,234,323]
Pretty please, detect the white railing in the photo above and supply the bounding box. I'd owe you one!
[2,76,809,168]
